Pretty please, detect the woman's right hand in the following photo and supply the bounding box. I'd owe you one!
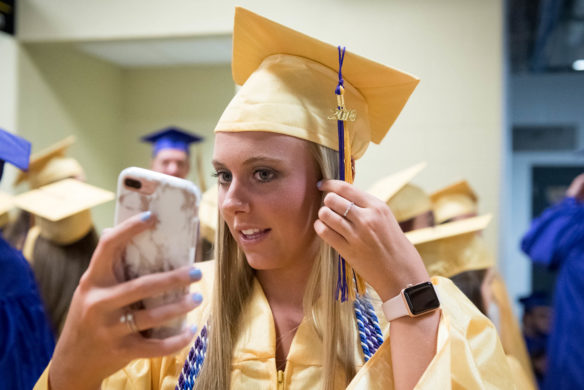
[48,212,203,390]
[566,173,584,201]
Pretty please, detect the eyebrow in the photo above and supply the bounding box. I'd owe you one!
[212,155,284,167]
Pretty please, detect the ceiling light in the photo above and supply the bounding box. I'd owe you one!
[572,59,584,71]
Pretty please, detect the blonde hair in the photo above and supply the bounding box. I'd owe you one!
[194,142,356,389]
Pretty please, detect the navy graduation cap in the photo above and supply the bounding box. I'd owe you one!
[0,129,31,180]
[518,292,550,312]
[141,126,203,156]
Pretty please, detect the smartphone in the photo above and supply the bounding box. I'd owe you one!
[115,167,201,338]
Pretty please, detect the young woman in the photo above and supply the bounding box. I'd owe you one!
[36,8,512,390]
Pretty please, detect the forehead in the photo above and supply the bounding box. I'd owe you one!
[213,131,311,161]
[154,148,189,160]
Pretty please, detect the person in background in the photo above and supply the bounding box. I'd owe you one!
[406,214,495,312]
[5,135,109,338]
[407,214,536,389]
[14,179,114,336]
[431,178,537,388]
[430,179,478,224]
[3,136,83,250]
[519,292,552,388]
[0,129,55,390]
[142,127,208,263]
[366,162,435,232]
[521,172,584,390]
[141,126,204,181]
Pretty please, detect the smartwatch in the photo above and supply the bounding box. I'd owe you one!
[382,281,440,321]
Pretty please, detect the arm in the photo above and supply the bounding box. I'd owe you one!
[314,180,439,390]
[43,212,203,390]
[566,173,584,201]
[522,175,584,268]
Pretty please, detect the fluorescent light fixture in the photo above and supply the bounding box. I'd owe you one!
[572,59,584,71]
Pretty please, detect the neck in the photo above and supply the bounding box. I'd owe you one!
[256,257,314,309]
[255,250,317,371]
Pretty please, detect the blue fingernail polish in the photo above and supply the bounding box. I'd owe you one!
[190,325,198,334]
[189,268,202,280]
[316,180,322,188]
[192,293,203,304]
[140,211,152,221]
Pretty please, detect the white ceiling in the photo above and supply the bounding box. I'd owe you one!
[76,35,232,67]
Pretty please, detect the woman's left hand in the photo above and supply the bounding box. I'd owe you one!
[314,179,430,301]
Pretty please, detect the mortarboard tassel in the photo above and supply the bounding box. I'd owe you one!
[332,46,366,302]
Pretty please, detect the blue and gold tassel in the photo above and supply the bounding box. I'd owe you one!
[330,46,366,302]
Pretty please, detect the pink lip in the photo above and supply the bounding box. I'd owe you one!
[238,228,271,244]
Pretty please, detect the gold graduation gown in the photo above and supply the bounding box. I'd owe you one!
[490,272,537,389]
[35,260,514,389]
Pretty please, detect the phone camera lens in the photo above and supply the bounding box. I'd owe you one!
[124,178,142,189]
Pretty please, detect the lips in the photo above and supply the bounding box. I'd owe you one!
[238,227,271,242]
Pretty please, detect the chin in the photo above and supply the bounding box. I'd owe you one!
[243,252,282,271]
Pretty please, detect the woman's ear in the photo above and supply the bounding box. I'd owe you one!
[351,158,356,180]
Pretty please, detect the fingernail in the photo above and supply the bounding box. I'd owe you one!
[190,325,198,334]
[140,211,152,222]
[189,268,202,280]
[192,293,203,304]
[316,180,322,188]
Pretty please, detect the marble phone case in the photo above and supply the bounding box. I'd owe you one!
[115,167,201,338]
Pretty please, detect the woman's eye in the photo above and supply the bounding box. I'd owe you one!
[254,169,275,182]
[212,170,232,184]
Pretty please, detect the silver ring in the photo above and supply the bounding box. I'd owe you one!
[343,201,355,218]
[120,311,139,334]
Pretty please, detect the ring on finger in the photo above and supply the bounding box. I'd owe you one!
[120,311,139,334]
[343,201,355,218]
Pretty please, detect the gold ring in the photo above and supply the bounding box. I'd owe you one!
[343,201,355,218]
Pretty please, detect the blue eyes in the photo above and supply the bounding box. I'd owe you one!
[212,168,276,184]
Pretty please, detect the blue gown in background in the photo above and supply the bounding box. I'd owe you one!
[521,197,584,390]
[0,234,55,390]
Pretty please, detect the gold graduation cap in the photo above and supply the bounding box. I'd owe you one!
[14,136,84,189]
[405,214,494,278]
[216,8,418,302]
[0,191,14,228]
[214,7,419,160]
[13,179,114,245]
[200,184,218,243]
[387,184,432,223]
[366,162,431,222]
[430,179,478,224]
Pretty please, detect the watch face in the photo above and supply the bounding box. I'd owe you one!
[404,282,440,316]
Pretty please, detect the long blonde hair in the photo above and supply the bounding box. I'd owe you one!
[194,141,356,390]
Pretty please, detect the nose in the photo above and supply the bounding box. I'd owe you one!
[220,180,250,216]
[165,162,180,176]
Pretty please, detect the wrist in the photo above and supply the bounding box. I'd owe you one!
[372,240,431,301]
[381,281,440,322]
[374,265,431,302]
[49,361,102,390]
